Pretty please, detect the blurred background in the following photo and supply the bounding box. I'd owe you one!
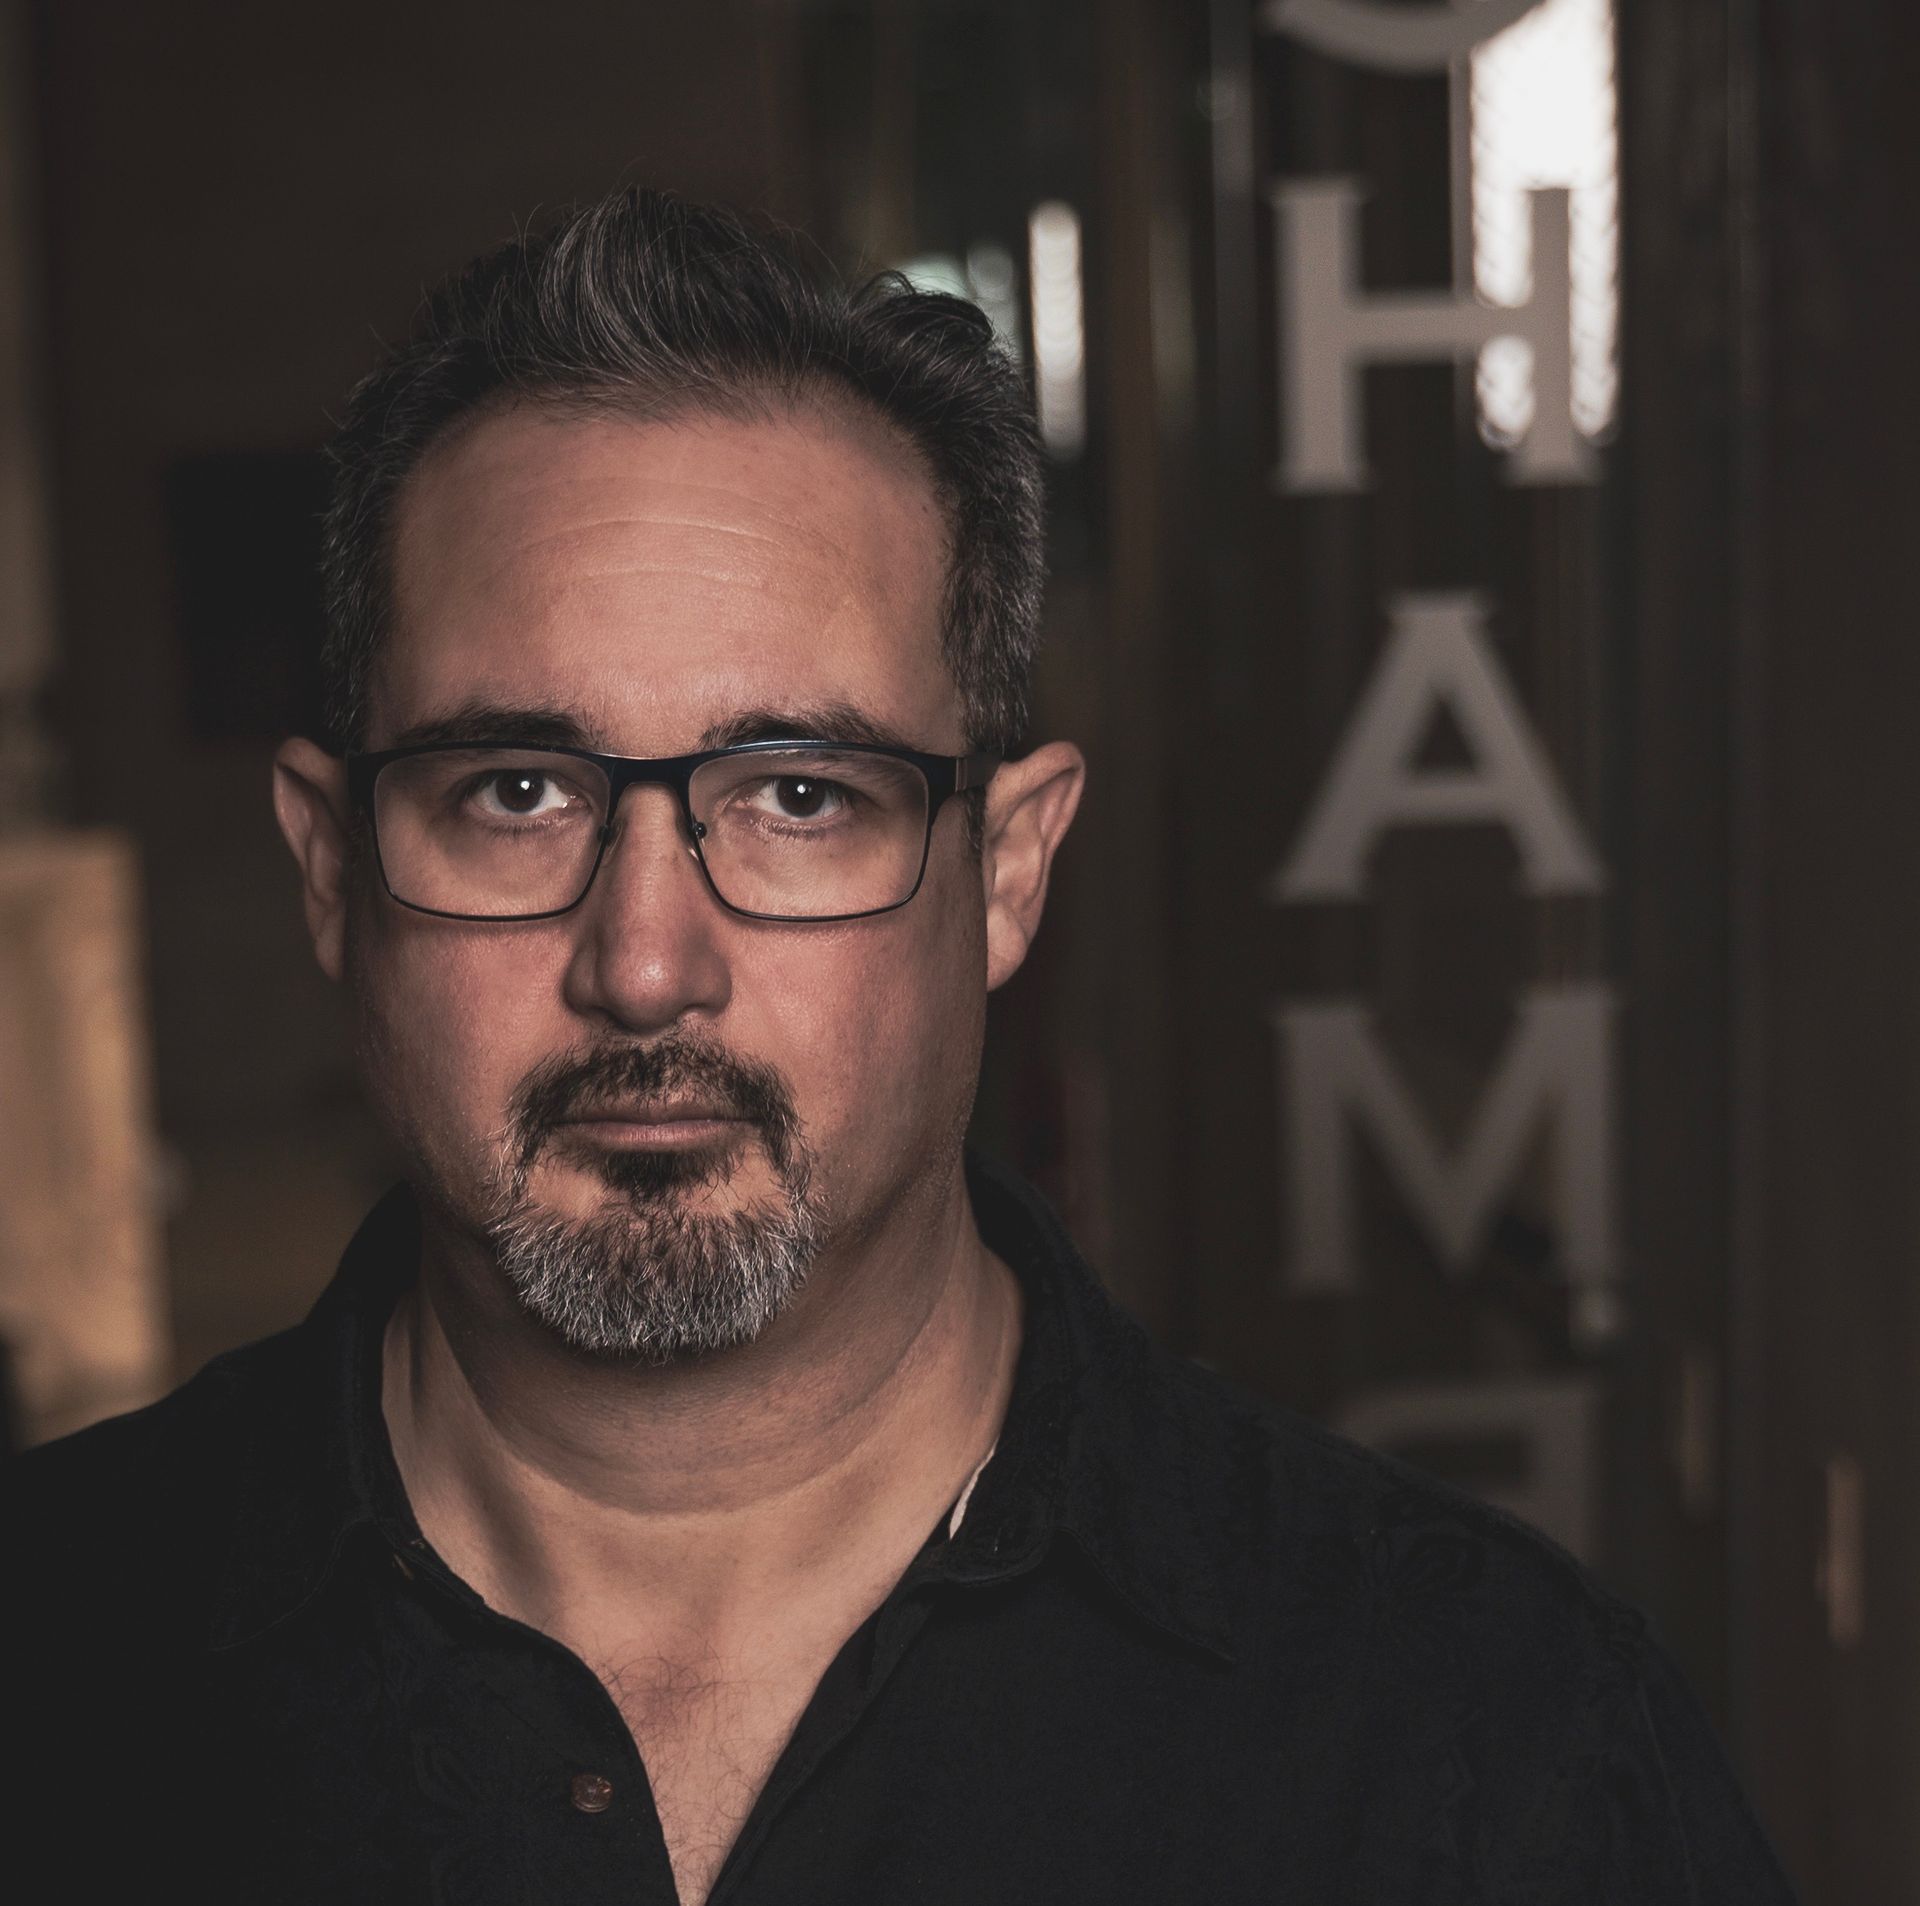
[0,0,1912,1896]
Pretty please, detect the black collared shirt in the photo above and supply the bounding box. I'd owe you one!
[6,1153,1794,1904]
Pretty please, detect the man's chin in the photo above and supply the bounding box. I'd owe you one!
[481,1147,827,1362]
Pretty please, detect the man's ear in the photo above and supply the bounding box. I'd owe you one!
[980,741,1086,992]
[272,737,355,984]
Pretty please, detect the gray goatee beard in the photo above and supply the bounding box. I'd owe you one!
[479,1034,826,1363]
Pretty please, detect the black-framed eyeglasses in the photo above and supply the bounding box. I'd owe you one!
[344,738,1001,924]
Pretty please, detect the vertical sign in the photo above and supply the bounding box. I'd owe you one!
[1253,0,1619,1556]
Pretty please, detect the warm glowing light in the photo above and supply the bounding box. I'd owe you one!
[1470,0,1619,445]
[1028,201,1086,459]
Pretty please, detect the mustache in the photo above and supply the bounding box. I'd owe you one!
[507,1032,803,1177]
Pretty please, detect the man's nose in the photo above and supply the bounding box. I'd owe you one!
[560,783,732,1032]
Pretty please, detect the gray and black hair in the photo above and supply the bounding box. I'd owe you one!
[318,187,1047,757]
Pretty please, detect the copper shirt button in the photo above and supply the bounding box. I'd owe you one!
[570,1773,615,1814]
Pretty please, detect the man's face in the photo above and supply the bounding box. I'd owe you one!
[337,401,996,1356]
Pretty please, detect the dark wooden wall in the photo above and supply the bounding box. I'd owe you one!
[1627,0,1920,1889]
[1730,1,1920,1892]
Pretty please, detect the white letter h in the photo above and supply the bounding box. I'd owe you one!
[1273,176,1593,492]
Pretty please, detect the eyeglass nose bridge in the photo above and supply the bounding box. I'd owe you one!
[585,757,718,897]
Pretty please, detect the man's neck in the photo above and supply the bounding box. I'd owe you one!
[380,1161,1022,1650]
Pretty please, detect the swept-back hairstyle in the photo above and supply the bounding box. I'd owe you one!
[318,188,1046,757]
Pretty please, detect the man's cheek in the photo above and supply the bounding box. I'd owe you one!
[817,965,950,1151]
[351,946,498,1159]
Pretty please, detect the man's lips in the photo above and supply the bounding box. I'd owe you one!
[553,1102,751,1148]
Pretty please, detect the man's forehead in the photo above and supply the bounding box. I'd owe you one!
[394,400,944,597]
[373,402,960,750]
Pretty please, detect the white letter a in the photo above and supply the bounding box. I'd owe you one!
[1271,592,1604,902]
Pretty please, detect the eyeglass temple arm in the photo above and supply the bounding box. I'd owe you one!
[948,750,1002,799]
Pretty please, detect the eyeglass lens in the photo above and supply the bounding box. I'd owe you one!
[371,746,935,919]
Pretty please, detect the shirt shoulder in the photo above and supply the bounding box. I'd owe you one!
[1161,1351,1795,1900]
[2,1326,312,1634]
[1122,1333,1639,1673]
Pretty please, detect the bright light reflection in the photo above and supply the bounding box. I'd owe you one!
[1028,201,1086,460]
[1470,0,1619,445]
[895,251,970,302]
[964,242,1023,364]
[894,246,1024,365]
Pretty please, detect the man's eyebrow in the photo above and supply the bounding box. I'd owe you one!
[377,698,927,756]
[696,703,922,751]
[380,702,600,751]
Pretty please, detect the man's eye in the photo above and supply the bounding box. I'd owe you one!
[471,772,574,819]
[751,775,852,822]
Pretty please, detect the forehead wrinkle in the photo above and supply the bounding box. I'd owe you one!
[398,413,948,623]
[496,501,833,559]
[438,461,906,557]
[435,509,902,618]
[501,513,785,553]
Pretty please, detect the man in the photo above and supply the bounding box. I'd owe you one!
[7,188,1794,1904]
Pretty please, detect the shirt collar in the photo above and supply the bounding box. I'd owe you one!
[945,1151,1238,1663]
[210,1153,1239,1665]
[208,1184,424,1652]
